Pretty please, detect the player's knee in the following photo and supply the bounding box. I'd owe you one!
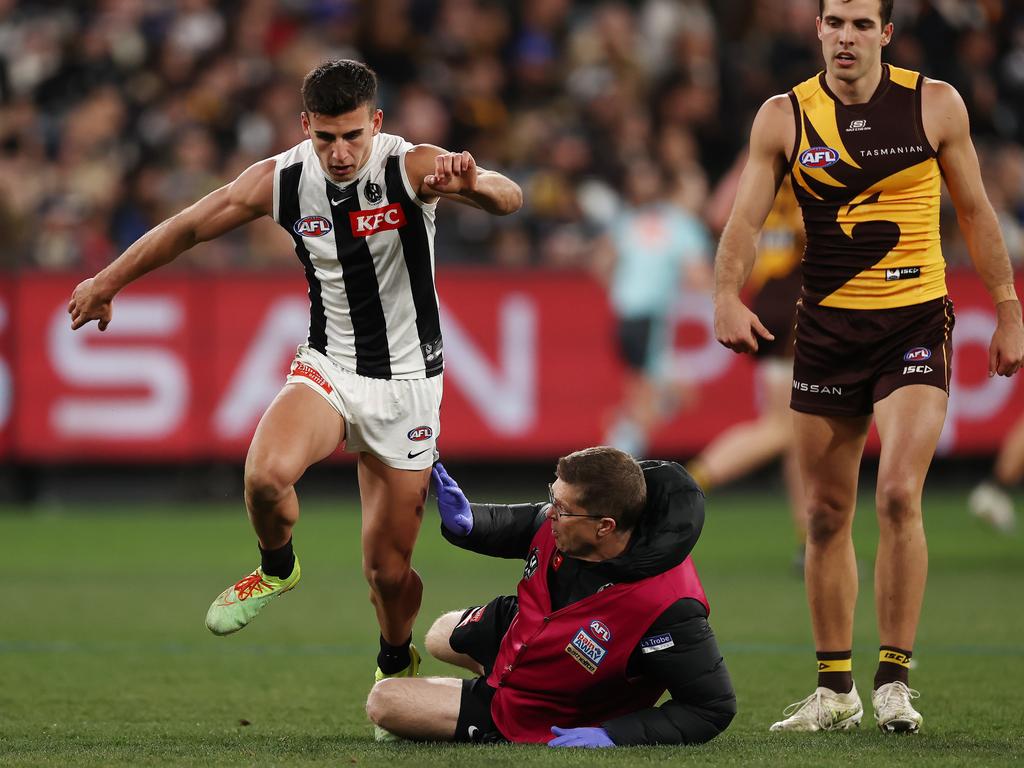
[244,460,296,508]
[365,679,399,727]
[876,481,920,526]
[805,496,851,543]
[364,560,413,598]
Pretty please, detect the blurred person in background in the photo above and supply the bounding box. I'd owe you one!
[596,156,711,458]
[968,415,1022,534]
[366,448,736,747]
[714,0,1024,734]
[688,160,807,574]
[5,1,1024,272]
[67,59,522,741]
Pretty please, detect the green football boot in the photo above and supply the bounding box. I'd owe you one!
[373,643,421,742]
[205,557,301,636]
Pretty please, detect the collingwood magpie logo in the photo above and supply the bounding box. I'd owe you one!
[365,181,383,204]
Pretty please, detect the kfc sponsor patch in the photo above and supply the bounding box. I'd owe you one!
[349,203,406,237]
[290,361,333,393]
[566,628,607,674]
[639,633,675,654]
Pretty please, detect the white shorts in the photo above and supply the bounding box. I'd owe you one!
[285,345,442,470]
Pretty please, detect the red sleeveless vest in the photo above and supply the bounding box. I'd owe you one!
[487,519,708,743]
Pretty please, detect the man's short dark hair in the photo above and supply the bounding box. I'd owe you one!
[301,59,378,116]
[556,446,646,531]
[818,0,893,26]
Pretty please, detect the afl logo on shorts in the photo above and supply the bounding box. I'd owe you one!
[293,215,333,237]
[589,620,612,643]
[799,146,840,168]
[904,347,932,362]
[407,426,433,441]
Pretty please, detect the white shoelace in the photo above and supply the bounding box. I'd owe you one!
[876,682,920,713]
[781,690,833,728]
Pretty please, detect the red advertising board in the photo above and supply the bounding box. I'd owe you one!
[0,278,11,459]
[5,270,1024,461]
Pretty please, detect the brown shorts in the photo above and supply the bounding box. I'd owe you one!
[751,269,801,361]
[791,296,954,417]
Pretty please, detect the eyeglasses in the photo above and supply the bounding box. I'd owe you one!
[547,483,605,520]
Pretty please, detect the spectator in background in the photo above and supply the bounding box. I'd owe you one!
[596,156,711,458]
[1,0,1023,269]
[969,416,1022,534]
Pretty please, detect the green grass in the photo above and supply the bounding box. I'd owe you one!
[1,486,1022,767]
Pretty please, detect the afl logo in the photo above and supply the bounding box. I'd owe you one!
[293,215,332,237]
[904,347,932,362]
[589,620,612,643]
[799,146,840,168]
[407,426,433,441]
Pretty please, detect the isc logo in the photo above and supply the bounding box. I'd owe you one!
[904,347,931,362]
[293,216,333,237]
[799,146,840,168]
[903,365,934,374]
[350,203,406,237]
[407,426,433,441]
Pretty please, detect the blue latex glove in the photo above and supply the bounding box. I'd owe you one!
[431,462,473,536]
[547,726,615,748]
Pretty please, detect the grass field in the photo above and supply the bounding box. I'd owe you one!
[2,484,1022,767]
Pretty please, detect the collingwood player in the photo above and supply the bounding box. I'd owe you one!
[68,59,522,736]
[713,0,1024,734]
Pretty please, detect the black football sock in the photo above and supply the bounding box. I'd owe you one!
[817,650,853,693]
[377,634,413,675]
[259,538,295,579]
[874,646,911,689]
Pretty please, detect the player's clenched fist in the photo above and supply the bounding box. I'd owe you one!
[68,277,113,331]
[424,151,478,194]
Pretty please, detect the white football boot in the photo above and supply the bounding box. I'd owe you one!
[872,681,923,734]
[770,684,863,732]
[968,481,1017,534]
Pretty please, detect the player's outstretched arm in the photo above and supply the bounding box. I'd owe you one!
[713,95,792,354]
[405,145,522,215]
[926,80,1024,377]
[68,159,275,331]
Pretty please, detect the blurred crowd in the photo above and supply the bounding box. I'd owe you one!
[1,0,1023,273]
